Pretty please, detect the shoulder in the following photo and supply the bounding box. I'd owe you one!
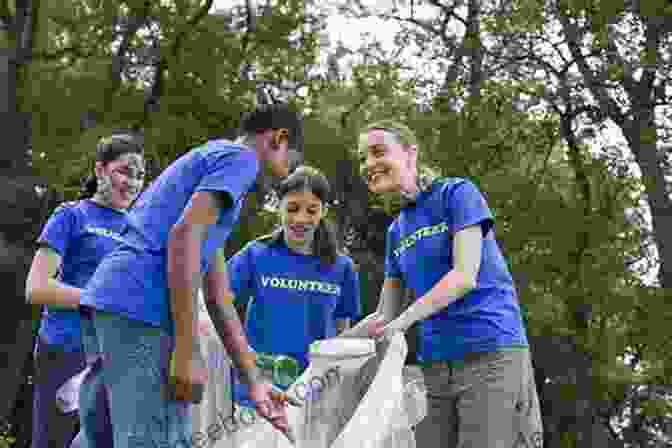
[253,232,276,245]
[335,253,356,270]
[387,217,400,235]
[196,140,257,165]
[53,200,80,213]
[50,200,83,220]
[431,177,486,204]
[432,177,471,195]
[235,238,272,259]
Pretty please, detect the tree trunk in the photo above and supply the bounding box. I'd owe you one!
[0,0,41,424]
[623,118,672,289]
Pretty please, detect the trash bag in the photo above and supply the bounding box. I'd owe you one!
[194,316,426,448]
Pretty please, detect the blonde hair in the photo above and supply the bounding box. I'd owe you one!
[360,120,440,192]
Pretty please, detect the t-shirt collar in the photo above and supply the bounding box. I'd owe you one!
[399,175,436,208]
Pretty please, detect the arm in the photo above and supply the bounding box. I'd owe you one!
[202,248,262,385]
[25,247,80,308]
[205,247,294,439]
[334,258,361,336]
[385,225,482,333]
[339,278,404,338]
[167,191,229,365]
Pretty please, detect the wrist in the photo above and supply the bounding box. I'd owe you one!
[239,365,263,385]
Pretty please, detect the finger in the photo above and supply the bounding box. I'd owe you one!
[270,387,302,407]
[268,413,290,432]
[369,325,385,338]
[168,378,189,402]
[256,400,273,419]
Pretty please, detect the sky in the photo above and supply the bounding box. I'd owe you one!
[211,0,402,50]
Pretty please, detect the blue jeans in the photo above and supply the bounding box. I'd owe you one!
[73,341,113,447]
[80,309,192,448]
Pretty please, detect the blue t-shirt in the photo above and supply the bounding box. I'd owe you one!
[37,200,131,351]
[80,141,259,332]
[385,178,528,362]
[229,236,361,405]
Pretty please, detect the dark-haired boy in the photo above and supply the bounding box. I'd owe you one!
[78,104,304,447]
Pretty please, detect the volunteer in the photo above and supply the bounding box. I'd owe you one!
[26,134,145,448]
[346,120,544,448]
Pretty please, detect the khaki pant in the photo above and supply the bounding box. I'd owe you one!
[415,349,543,448]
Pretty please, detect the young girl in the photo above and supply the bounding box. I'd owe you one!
[347,120,544,448]
[25,134,145,448]
[228,166,361,407]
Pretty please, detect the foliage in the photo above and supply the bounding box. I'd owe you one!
[0,422,15,448]
[5,0,671,446]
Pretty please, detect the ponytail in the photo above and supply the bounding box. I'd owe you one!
[79,175,98,199]
[313,219,339,266]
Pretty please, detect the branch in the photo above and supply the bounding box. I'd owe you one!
[171,0,215,58]
[0,0,12,31]
[32,45,91,62]
[558,11,626,128]
[13,0,36,65]
[426,0,466,27]
[382,14,446,43]
[637,17,662,106]
[135,0,214,129]
[238,0,256,82]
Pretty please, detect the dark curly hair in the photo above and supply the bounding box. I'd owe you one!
[239,103,304,154]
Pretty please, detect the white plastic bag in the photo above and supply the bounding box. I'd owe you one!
[55,366,91,414]
[192,293,234,436]
[203,333,426,448]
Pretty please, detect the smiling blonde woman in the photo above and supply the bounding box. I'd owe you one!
[345,119,544,448]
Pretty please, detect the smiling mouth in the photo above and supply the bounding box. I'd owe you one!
[290,226,310,237]
[368,169,389,184]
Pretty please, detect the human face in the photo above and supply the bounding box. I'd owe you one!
[360,129,416,194]
[95,153,145,209]
[279,189,324,251]
[261,128,303,180]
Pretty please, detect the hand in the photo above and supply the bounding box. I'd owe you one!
[249,381,296,444]
[341,312,386,339]
[366,314,389,338]
[168,347,208,404]
[372,318,405,340]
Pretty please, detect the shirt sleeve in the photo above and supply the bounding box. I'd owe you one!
[384,222,403,280]
[444,179,495,238]
[195,145,259,207]
[36,204,79,257]
[227,243,255,303]
[334,257,362,320]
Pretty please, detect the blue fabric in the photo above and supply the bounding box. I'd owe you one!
[30,336,86,448]
[80,141,259,332]
[37,200,131,352]
[77,316,113,448]
[384,178,528,362]
[80,311,191,448]
[228,238,361,405]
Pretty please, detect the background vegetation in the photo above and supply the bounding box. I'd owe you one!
[0,1,670,446]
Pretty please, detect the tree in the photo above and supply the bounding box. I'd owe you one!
[3,0,325,439]
[0,0,48,425]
